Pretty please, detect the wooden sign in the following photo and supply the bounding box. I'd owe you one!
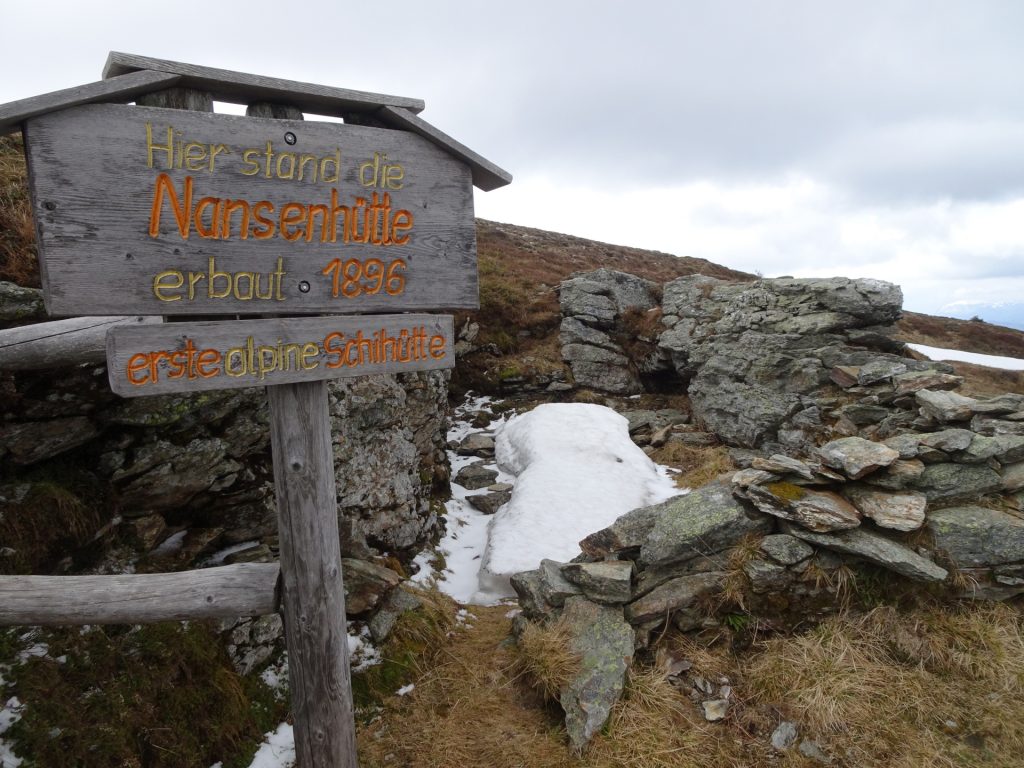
[24,104,477,317]
[106,313,453,396]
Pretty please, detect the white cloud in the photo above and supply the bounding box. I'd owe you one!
[476,174,1024,315]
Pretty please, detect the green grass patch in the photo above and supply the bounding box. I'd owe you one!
[2,622,286,768]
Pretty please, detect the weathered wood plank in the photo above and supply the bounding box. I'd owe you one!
[0,315,161,371]
[377,105,513,191]
[269,380,357,767]
[0,70,181,136]
[103,51,425,116]
[24,103,477,317]
[247,103,304,120]
[106,313,454,396]
[0,564,279,625]
[137,87,214,112]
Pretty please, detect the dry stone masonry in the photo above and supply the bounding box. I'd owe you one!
[523,268,1024,749]
[1,281,451,639]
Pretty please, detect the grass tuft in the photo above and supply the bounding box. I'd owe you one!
[511,618,583,702]
[649,443,734,489]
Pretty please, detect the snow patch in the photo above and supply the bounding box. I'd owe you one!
[480,403,681,593]
[243,722,295,768]
[906,343,1024,371]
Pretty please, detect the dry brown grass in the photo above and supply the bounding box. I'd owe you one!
[511,618,583,702]
[0,133,39,287]
[650,443,735,489]
[355,597,1024,768]
[357,604,576,768]
[745,603,1024,767]
[898,310,1024,360]
[946,361,1024,397]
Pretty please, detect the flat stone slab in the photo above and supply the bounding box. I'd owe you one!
[454,462,499,490]
[744,483,861,532]
[625,571,726,624]
[914,462,1002,503]
[782,522,948,582]
[915,389,978,423]
[759,533,814,565]
[561,560,634,604]
[818,436,899,479]
[843,486,927,531]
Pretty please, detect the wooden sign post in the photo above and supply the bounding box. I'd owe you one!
[0,52,510,768]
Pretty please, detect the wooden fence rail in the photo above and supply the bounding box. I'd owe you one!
[0,563,279,625]
[0,315,161,371]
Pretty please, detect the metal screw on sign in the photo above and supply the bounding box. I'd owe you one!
[298,281,311,293]
[284,131,297,145]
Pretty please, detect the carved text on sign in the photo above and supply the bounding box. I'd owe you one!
[25,105,477,316]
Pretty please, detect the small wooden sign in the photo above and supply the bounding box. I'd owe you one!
[106,313,453,396]
[24,104,477,317]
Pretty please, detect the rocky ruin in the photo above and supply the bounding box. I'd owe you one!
[512,268,1024,750]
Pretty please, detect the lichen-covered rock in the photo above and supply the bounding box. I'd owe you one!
[639,481,774,566]
[957,434,1024,465]
[0,281,45,323]
[743,483,861,532]
[913,463,1002,503]
[625,571,726,624]
[559,596,634,753]
[0,416,98,465]
[579,502,666,558]
[915,389,978,423]
[509,569,551,621]
[927,506,1024,568]
[759,534,814,565]
[558,269,661,394]
[342,558,402,615]
[743,557,793,593]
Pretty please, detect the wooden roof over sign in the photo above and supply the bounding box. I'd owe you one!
[0,51,512,191]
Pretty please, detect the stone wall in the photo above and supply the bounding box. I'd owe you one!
[0,286,451,581]
[535,268,1024,748]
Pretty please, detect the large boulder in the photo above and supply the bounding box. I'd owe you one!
[657,275,909,448]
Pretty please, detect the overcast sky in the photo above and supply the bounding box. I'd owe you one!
[3,1,1023,318]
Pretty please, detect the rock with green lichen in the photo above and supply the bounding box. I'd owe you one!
[927,506,1024,568]
[913,463,1002,503]
[560,560,634,604]
[638,480,773,567]
[559,596,634,753]
[743,483,861,532]
[0,281,45,322]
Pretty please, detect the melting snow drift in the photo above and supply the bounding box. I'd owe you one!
[479,403,680,594]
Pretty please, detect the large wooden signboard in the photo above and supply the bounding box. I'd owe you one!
[107,313,453,395]
[24,103,477,316]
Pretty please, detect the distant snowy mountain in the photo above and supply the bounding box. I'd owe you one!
[938,301,1024,331]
